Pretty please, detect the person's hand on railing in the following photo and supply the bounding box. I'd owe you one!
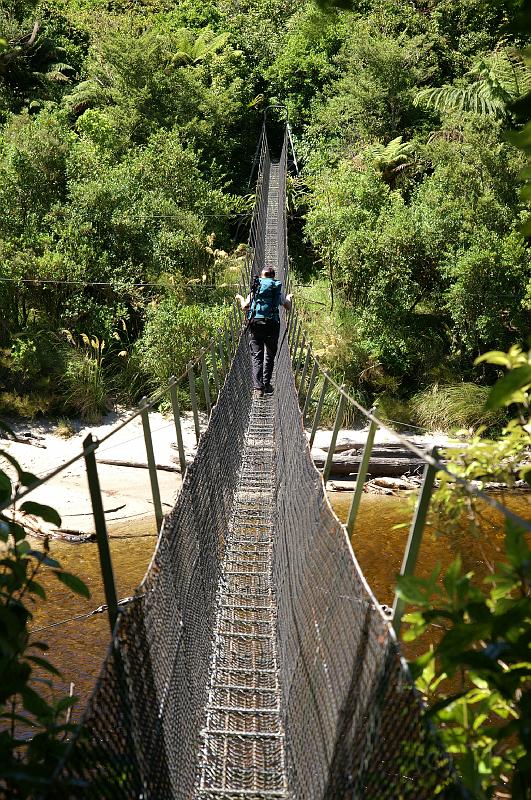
[235,293,249,310]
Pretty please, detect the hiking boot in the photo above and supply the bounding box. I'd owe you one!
[253,388,264,399]
[263,384,274,394]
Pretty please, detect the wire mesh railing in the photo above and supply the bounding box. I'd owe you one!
[285,311,531,634]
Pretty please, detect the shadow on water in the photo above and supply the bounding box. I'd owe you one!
[29,492,530,716]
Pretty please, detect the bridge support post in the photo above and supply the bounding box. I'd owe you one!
[232,303,241,334]
[170,378,187,476]
[224,321,233,362]
[345,419,377,538]
[392,447,439,637]
[288,307,297,348]
[298,342,311,398]
[291,318,301,364]
[302,356,318,427]
[200,352,212,416]
[293,334,306,387]
[83,433,119,634]
[187,364,201,444]
[140,399,164,534]
[228,314,237,354]
[217,331,228,376]
[323,388,347,483]
[209,340,220,396]
[309,375,328,448]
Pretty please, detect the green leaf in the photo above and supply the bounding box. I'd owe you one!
[26,580,46,600]
[0,452,38,487]
[443,556,462,597]
[486,366,531,409]
[395,575,428,604]
[505,520,530,568]
[0,470,12,504]
[20,501,61,528]
[474,350,512,367]
[21,686,52,719]
[27,550,60,569]
[53,571,90,598]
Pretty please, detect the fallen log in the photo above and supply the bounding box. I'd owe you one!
[97,458,183,473]
[339,446,422,460]
[312,454,426,477]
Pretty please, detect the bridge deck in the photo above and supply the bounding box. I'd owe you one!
[195,163,289,799]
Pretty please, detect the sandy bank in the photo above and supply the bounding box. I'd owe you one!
[1,411,454,540]
[1,409,207,539]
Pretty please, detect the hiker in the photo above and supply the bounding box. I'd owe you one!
[236,267,292,398]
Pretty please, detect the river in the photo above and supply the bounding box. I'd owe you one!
[29,491,530,718]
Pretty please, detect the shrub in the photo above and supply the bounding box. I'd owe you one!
[60,334,111,423]
[410,382,505,431]
[137,298,230,394]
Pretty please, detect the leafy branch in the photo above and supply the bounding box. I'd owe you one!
[0,420,89,797]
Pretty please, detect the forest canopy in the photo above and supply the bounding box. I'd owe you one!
[0,0,530,427]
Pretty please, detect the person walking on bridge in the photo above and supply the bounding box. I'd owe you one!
[236,267,292,398]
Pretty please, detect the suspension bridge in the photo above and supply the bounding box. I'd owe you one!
[8,120,528,798]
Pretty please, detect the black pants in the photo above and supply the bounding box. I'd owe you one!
[248,319,280,390]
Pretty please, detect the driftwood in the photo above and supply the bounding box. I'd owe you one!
[313,453,425,477]
[322,439,430,454]
[97,458,183,473]
[11,511,95,542]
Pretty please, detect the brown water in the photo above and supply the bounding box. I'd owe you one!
[329,491,531,604]
[30,520,157,714]
[30,492,530,717]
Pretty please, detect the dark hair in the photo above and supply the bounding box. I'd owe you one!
[262,266,275,278]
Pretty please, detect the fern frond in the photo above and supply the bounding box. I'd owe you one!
[415,83,505,117]
[63,79,109,114]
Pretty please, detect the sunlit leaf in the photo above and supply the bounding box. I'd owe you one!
[486,366,531,409]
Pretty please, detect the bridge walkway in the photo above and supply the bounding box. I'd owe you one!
[196,163,289,799]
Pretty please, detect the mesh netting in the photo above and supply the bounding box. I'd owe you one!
[273,330,461,799]
[58,125,462,799]
[60,336,253,798]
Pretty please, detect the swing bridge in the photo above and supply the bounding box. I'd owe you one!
[5,121,530,799]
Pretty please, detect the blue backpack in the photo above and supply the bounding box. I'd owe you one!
[249,277,282,321]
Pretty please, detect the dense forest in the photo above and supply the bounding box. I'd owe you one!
[0,0,530,427]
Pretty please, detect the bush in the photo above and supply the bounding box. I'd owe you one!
[410,382,505,431]
[60,334,111,423]
[137,297,230,394]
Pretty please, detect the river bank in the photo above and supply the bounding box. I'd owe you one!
[1,409,206,540]
[1,410,526,541]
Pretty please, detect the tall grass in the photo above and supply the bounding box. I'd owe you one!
[410,383,505,432]
[61,334,111,423]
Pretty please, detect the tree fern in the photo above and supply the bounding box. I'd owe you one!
[366,136,415,180]
[171,29,229,67]
[63,79,109,114]
[415,47,531,118]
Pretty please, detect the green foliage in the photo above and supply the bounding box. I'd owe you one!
[137,297,230,396]
[398,347,531,797]
[303,111,529,392]
[415,48,531,119]
[0,432,89,795]
[0,0,529,424]
[398,531,531,799]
